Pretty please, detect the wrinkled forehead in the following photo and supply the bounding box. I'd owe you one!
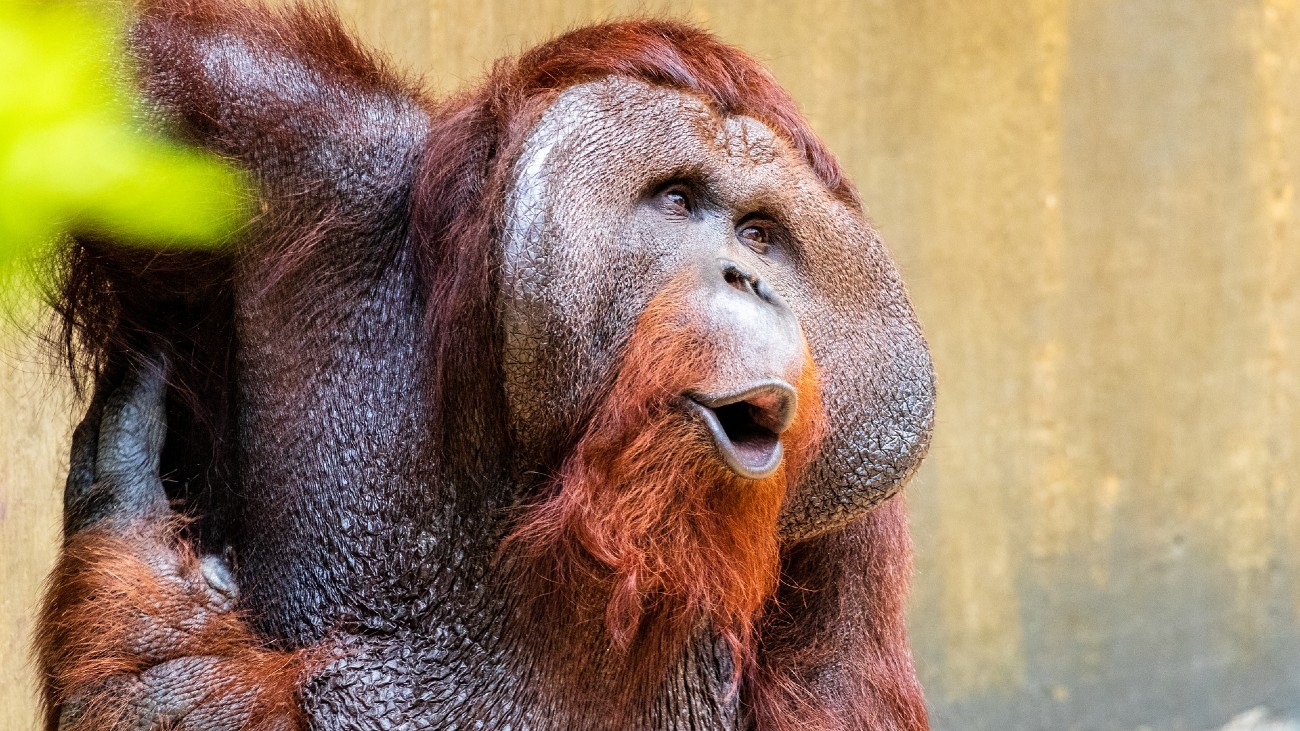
[508,75,836,213]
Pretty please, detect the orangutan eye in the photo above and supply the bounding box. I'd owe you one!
[658,185,692,217]
[737,222,771,255]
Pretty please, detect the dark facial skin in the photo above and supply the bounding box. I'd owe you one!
[501,79,934,535]
[40,8,935,730]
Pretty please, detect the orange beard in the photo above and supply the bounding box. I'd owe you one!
[508,286,825,676]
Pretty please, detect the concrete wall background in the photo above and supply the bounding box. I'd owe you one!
[3,1,1299,729]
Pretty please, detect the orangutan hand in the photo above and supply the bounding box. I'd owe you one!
[38,357,306,731]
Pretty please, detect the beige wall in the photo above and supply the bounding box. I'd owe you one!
[4,1,1300,729]
[1,327,73,731]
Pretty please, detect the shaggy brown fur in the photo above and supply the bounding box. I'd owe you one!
[41,1,929,728]
[746,500,928,730]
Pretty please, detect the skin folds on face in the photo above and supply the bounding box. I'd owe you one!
[499,77,934,540]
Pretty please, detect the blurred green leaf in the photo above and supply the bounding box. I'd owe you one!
[0,0,250,299]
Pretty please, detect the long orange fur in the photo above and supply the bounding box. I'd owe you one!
[36,521,308,731]
[507,279,826,676]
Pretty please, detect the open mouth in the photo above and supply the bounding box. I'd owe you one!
[687,380,798,480]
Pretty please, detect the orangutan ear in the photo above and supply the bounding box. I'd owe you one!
[129,0,429,216]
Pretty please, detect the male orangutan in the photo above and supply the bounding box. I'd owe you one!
[36,1,936,729]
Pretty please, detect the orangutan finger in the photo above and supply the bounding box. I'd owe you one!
[61,390,106,537]
[59,655,299,731]
[87,356,171,531]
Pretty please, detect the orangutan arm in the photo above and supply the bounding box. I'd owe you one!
[36,359,308,731]
[747,499,930,731]
[129,0,428,223]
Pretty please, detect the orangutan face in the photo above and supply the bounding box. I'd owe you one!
[498,77,934,653]
[499,76,933,536]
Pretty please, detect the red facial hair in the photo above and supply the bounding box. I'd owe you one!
[507,281,826,676]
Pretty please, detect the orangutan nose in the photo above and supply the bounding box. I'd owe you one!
[720,258,779,306]
[706,256,803,381]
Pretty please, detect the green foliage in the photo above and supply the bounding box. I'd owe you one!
[0,0,248,298]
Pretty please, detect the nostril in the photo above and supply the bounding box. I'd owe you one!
[723,268,752,294]
[721,259,759,297]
